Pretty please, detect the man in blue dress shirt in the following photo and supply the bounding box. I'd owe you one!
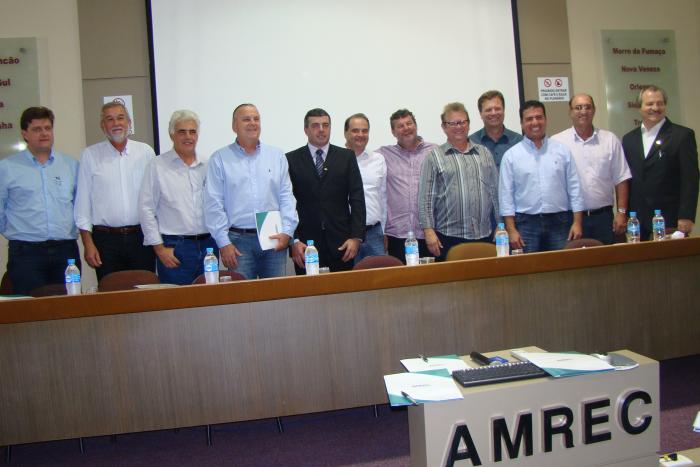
[499,101,584,253]
[0,107,80,294]
[204,103,298,279]
[469,90,522,169]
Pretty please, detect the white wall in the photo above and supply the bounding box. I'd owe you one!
[0,0,87,286]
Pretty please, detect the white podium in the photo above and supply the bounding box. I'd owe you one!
[408,349,659,467]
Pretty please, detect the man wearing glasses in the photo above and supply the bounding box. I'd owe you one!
[418,102,499,261]
[551,94,631,244]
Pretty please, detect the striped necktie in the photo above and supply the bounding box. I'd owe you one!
[315,148,324,176]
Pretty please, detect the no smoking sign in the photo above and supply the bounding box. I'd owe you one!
[537,76,570,102]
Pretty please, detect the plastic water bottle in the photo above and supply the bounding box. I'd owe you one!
[305,240,320,275]
[627,211,640,243]
[203,247,219,283]
[405,231,419,266]
[495,223,509,257]
[64,259,81,295]
[652,209,666,241]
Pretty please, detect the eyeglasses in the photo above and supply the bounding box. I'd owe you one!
[573,104,593,111]
[444,119,469,127]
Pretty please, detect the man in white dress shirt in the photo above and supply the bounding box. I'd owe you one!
[344,113,387,263]
[552,94,631,244]
[139,110,216,285]
[75,101,156,280]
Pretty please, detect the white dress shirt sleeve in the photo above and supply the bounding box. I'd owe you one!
[138,159,163,246]
[74,148,94,231]
[203,152,232,248]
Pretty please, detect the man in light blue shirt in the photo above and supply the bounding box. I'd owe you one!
[499,100,584,253]
[0,107,80,294]
[204,103,298,279]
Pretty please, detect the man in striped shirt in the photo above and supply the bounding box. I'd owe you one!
[418,102,499,261]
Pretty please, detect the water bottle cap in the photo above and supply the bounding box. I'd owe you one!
[307,240,314,246]
[67,259,75,265]
[630,211,637,217]
[497,222,505,229]
[407,231,414,237]
[654,209,661,215]
[206,247,214,254]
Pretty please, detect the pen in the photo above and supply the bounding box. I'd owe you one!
[418,354,429,362]
[401,391,418,405]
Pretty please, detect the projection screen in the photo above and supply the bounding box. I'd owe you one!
[148,0,521,157]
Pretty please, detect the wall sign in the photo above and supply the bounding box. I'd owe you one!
[601,30,680,138]
[0,38,40,159]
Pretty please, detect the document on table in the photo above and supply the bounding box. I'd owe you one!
[513,351,615,378]
[384,369,463,406]
[400,354,468,374]
[255,210,282,250]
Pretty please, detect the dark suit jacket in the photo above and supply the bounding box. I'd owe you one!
[622,119,699,232]
[286,144,366,262]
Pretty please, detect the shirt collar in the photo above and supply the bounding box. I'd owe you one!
[443,141,476,155]
[641,118,666,137]
[308,143,330,156]
[572,126,598,143]
[522,135,548,151]
[234,138,261,155]
[24,148,55,166]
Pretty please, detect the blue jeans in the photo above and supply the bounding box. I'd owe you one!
[158,235,218,285]
[229,232,286,279]
[354,223,386,264]
[582,208,614,245]
[515,211,572,253]
[7,239,81,295]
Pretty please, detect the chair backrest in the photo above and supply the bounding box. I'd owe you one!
[564,238,604,249]
[30,283,68,297]
[0,272,13,295]
[353,255,404,270]
[192,270,247,284]
[445,242,496,261]
[98,270,160,292]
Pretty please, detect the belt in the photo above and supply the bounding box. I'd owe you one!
[93,225,141,234]
[516,212,567,218]
[584,206,612,216]
[163,233,211,241]
[366,221,381,228]
[229,226,258,234]
[10,239,75,247]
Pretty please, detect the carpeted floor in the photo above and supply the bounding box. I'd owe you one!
[5,355,699,466]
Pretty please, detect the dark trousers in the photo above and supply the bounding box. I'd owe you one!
[7,239,80,295]
[293,236,354,275]
[92,230,155,281]
[435,231,492,262]
[582,208,614,245]
[386,235,430,265]
[515,211,572,253]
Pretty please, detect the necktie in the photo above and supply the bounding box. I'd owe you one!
[315,149,324,176]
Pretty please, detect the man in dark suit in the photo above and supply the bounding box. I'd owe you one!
[286,108,366,273]
[622,85,699,240]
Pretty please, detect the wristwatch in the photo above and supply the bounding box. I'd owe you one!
[617,208,627,214]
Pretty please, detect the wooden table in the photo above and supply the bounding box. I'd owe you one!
[1,238,699,445]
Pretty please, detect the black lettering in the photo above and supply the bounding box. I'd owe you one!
[493,413,533,461]
[583,398,612,444]
[543,406,574,452]
[612,47,632,54]
[620,390,652,435]
[446,424,482,467]
[0,122,14,130]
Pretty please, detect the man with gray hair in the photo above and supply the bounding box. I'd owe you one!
[139,110,216,285]
[419,102,499,261]
[205,103,297,279]
[75,101,156,280]
[622,85,699,239]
